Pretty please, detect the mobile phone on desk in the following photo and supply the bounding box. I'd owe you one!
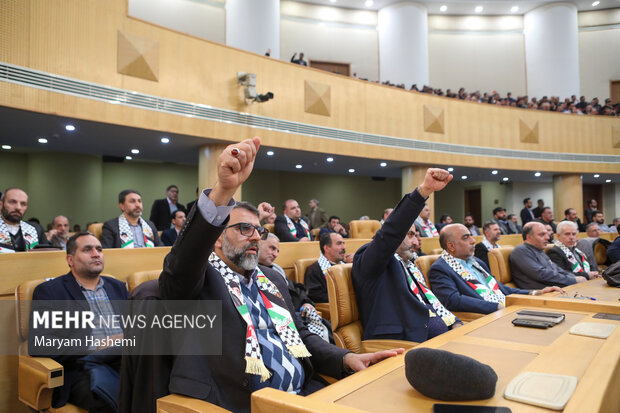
[433,404,512,413]
[511,318,552,329]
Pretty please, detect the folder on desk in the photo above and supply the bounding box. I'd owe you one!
[516,310,565,325]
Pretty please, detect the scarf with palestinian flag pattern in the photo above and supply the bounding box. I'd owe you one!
[0,219,39,252]
[553,241,590,273]
[208,252,311,382]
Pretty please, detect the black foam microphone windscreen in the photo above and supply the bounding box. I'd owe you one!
[404,347,498,401]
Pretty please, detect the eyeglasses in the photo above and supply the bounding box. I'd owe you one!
[225,222,269,240]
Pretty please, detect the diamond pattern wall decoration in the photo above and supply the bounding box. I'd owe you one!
[423,105,444,134]
[304,81,331,116]
[519,119,539,143]
[117,31,159,82]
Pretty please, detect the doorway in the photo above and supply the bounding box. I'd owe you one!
[583,184,602,221]
[464,188,482,227]
[610,80,620,105]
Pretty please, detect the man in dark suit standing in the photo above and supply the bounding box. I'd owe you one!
[352,167,460,343]
[429,224,560,314]
[149,185,186,231]
[532,199,545,219]
[520,197,535,226]
[158,137,402,413]
[101,190,162,248]
[160,210,186,246]
[32,232,129,412]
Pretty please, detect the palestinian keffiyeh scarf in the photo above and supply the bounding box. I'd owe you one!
[553,241,590,273]
[440,250,506,304]
[318,253,344,277]
[284,215,310,239]
[303,306,329,342]
[209,252,311,381]
[118,214,155,248]
[417,217,439,237]
[482,237,501,251]
[0,219,38,252]
[395,254,456,326]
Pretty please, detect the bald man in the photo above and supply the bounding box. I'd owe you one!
[509,222,587,289]
[428,224,561,314]
[0,187,49,252]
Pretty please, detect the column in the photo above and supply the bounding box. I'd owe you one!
[198,144,242,201]
[378,2,429,87]
[524,3,580,98]
[226,0,279,58]
[552,174,582,223]
[402,166,433,221]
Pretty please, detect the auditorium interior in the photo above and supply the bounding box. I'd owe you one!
[1,0,620,412]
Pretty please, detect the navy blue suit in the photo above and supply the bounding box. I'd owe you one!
[32,272,129,408]
[160,228,179,246]
[428,257,529,314]
[352,189,432,342]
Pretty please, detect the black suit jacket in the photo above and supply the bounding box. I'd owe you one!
[160,228,178,247]
[304,261,328,303]
[149,199,186,231]
[158,198,349,413]
[532,207,543,219]
[32,272,128,408]
[520,207,535,226]
[274,215,311,242]
[100,217,163,248]
[547,246,590,277]
[352,189,432,342]
[473,243,493,268]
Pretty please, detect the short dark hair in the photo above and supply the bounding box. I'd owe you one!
[482,221,498,233]
[507,214,515,220]
[541,207,551,213]
[166,185,178,192]
[564,208,574,216]
[66,232,96,255]
[319,232,334,254]
[170,210,185,221]
[592,209,603,216]
[328,216,340,222]
[492,207,505,215]
[523,197,531,205]
[233,201,259,219]
[118,189,141,204]
[537,199,544,203]
[439,215,451,223]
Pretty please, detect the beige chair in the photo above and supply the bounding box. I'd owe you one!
[293,258,329,319]
[157,394,231,412]
[349,220,381,239]
[87,222,103,240]
[263,223,274,234]
[325,264,417,353]
[310,228,321,240]
[127,269,161,292]
[488,246,515,287]
[594,240,608,269]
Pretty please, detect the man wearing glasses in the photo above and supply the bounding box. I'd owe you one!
[159,137,403,413]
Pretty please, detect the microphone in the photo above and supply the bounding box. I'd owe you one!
[404,348,497,401]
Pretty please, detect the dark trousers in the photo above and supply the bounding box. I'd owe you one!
[70,370,117,413]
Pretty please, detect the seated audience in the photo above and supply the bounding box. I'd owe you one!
[380,208,393,225]
[532,199,545,219]
[258,233,286,278]
[584,199,598,223]
[562,208,586,232]
[429,224,560,314]
[535,207,557,233]
[0,187,48,252]
[160,210,186,246]
[612,218,620,233]
[101,189,163,248]
[544,223,555,242]
[73,224,81,232]
[592,210,614,232]
[464,214,480,235]
[353,168,462,342]
[474,222,501,268]
[186,187,199,213]
[414,204,438,237]
[274,199,312,242]
[510,222,587,289]
[47,215,70,250]
[490,207,512,234]
[414,230,426,256]
[319,215,349,238]
[305,232,353,303]
[149,185,186,231]
[158,138,402,412]
[507,214,522,234]
[33,232,128,412]
[606,225,620,264]
[520,198,535,226]
[359,215,370,220]
[435,215,453,232]
[547,221,600,279]
[576,223,602,272]
[307,198,328,230]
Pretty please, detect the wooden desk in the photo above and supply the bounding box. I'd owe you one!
[550,278,620,302]
[252,305,620,413]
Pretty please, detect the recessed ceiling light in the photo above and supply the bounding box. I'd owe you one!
[38,138,48,144]
[348,168,356,173]
[266,151,274,156]
[125,156,132,160]
[295,164,302,169]
[380,162,387,167]
[593,174,600,178]
[475,5,483,13]
[326,157,334,162]
[131,149,140,154]
[65,124,75,131]
[161,137,170,144]
[461,175,468,180]
[534,172,541,177]
[510,6,519,13]
[440,5,447,12]
[330,0,336,2]
[447,167,454,172]
[592,1,600,6]
[109,100,120,105]
[1,145,11,150]
[605,179,612,183]
[502,177,509,182]
[365,0,374,7]
[491,170,498,175]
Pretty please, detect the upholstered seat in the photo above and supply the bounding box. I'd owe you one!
[349,220,381,239]
[263,223,274,234]
[293,258,329,318]
[488,246,515,287]
[87,222,103,240]
[127,269,161,292]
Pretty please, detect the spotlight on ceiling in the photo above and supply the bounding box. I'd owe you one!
[326,157,334,162]
[475,5,483,13]
[380,162,387,167]
[266,151,274,156]
[447,167,454,172]
[534,172,541,177]
[161,137,170,144]
[440,5,447,12]
[491,170,498,175]
[65,124,76,131]
[131,149,140,154]
[38,138,48,144]
[295,164,302,169]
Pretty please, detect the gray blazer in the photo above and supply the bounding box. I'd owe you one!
[509,243,578,289]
